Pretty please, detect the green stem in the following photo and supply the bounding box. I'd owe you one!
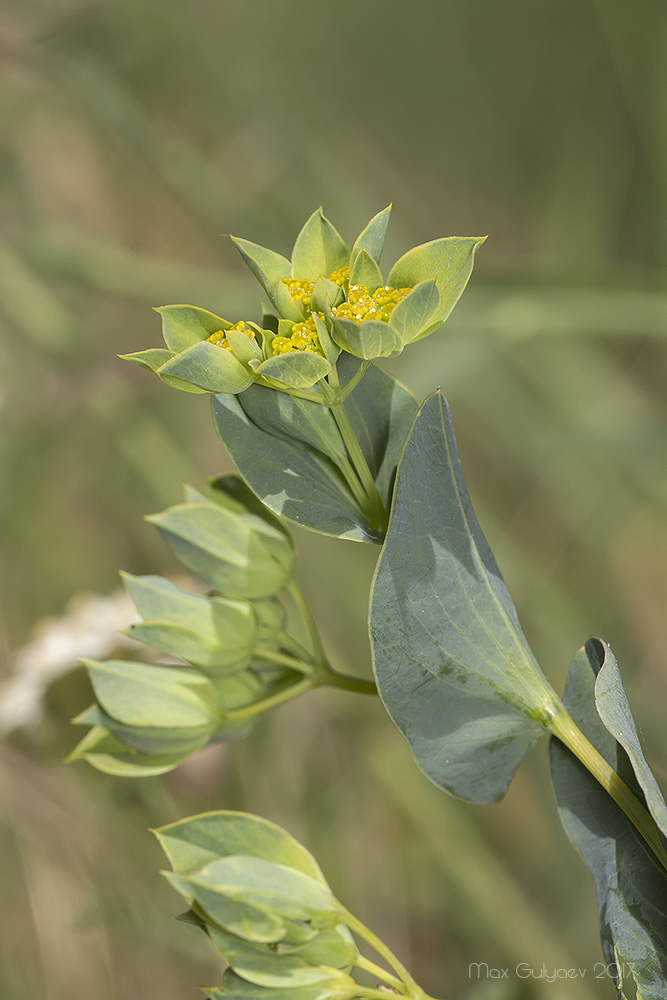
[327,390,388,534]
[319,668,377,696]
[254,647,314,674]
[288,581,327,661]
[224,676,314,722]
[355,955,404,990]
[549,705,667,871]
[341,908,428,998]
[331,359,371,404]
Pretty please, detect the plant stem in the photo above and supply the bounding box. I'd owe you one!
[318,667,377,695]
[341,908,431,999]
[288,581,327,661]
[328,398,388,535]
[549,705,667,871]
[254,647,315,674]
[331,359,371,403]
[224,676,315,722]
[354,954,404,990]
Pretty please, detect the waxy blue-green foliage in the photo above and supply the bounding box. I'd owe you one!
[370,391,560,803]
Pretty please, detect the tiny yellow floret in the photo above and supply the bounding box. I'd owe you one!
[283,266,350,306]
[207,321,257,351]
[331,283,411,324]
[272,315,324,356]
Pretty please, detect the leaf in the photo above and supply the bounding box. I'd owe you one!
[349,248,383,291]
[72,703,212,755]
[69,725,197,777]
[550,642,667,999]
[205,924,356,989]
[83,659,220,727]
[290,208,349,280]
[226,329,264,365]
[204,971,349,1000]
[122,573,257,671]
[388,279,441,343]
[120,348,175,372]
[591,637,667,837]
[158,341,255,394]
[147,501,295,598]
[351,205,392,264]
[211,355,419,542]
[156,305,231,352]
[230,237,292,301]
[330,318,403,360]
[174,855,340,939]
[370,391,558,803]
[387,236,485,331]
[154,810,328,881]
[256,352,332,389]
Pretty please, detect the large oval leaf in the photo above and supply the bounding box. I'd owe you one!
[370,391,559,803]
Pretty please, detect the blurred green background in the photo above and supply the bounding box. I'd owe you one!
[2,1,667,997]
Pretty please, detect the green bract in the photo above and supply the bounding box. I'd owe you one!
[148,486,295,600]
[155,812,361,1000]
[121,207,484,393]
[121,306,334,393]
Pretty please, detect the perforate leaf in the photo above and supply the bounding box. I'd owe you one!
[370,391,558,803]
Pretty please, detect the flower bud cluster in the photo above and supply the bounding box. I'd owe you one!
[156,811,363,1000]
[69,476,308,777]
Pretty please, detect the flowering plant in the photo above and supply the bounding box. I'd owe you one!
[69,207,667,1000]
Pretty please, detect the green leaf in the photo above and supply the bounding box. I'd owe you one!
[205,970,353,1000]
[273,279,306,322]
[310,277,345,317]
[83,659,220,727]
[349,248,383,291]
[176,855,341,939]
[72,703,212,755]
[69,726,196,777]
[311,313,340,367]
[158,341,255,394]
[205,924,356,989]
[226,329,264,365]
[290,209,349,279]
[351,205,391,264]
[256,351,332,389]
[147,501,295,598]
[387,235,485,331]
[550,643,667,999]
[330,318,403,360]
[122,574,257,671]
[230,237,292,301]
[388,278,441,343]
[155,811,328,880]
[120,348,175,372]
[591,638,667,837]
[370,391,558,803]
[156,305,231,352]
[211,356,419,542]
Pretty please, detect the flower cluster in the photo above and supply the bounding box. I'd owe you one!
[122,206,485,396]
